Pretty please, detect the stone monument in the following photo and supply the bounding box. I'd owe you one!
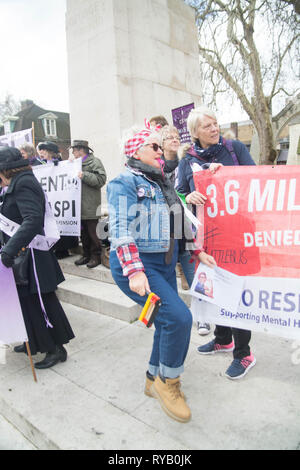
[66,0,202,184]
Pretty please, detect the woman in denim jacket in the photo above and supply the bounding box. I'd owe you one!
[107,122,216,423]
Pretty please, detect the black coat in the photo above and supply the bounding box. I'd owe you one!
[0,169,64,294]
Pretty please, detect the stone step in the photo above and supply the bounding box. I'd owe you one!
[0,303,191,450]
[59,254,186,285]
[57,273,141,323]
[1,302,299,450]
[58,255,191,318]
[59,255,115,284]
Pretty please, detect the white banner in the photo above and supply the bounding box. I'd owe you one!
[0,194,60,251]
[0,128,33,147]
[33,159,82,236]
[190,263,245,313]
[191,275,300,340]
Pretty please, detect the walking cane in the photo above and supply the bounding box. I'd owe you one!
[25,342,37,383]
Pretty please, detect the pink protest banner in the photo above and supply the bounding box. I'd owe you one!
[194,165,300,278]
[191,166,300,340]
[0,260,28,344]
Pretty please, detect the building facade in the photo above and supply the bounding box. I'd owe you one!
[0,100,71,159]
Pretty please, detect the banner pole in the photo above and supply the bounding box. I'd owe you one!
[32,121,36,149]
[25,341,37,383]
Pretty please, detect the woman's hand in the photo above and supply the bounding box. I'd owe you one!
[129,271,151,297]
[185,191,207,205]
[198,251,217,268]
[1,252,14,268]
[209,163,223,174]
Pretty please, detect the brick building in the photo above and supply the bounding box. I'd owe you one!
[0,100,71,159]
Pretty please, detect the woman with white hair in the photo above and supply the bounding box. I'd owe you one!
[176,106,256,381]
[19,143,39,166]
[107,120,216,423]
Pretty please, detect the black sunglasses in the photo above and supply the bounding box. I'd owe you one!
[145,143,162,152]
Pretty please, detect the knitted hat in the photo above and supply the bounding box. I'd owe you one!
[0,146,30,172]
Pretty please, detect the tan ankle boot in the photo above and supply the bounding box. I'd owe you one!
[144,373,186,400]
[150,375,191,423]
[145,375,155,397]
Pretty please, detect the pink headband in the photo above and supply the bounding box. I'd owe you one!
[124,119,161,158]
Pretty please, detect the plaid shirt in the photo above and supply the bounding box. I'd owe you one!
[116,241,203,278]
[116,243,145,278]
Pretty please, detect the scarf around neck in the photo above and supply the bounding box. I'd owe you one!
[162,155,179,174]
[193,136,224,162]
[126,157,179,208]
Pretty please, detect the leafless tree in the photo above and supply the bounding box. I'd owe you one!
[185,0,300,164]
[0,93,21,124]
[281,0,300,14]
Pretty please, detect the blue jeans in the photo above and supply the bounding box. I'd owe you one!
[178,251,195,288]
[110,243,193,379]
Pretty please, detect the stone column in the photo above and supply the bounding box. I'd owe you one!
[66,0,202,185]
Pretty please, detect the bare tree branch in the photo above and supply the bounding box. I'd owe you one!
[185,0,299,164]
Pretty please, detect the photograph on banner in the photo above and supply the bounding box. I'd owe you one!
[190,263,245,313]
[33,159,82,236]
[192,165,300,341]
[0,261,28,345]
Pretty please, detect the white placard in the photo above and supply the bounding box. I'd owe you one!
[191,275,300,340]
[33,159,82,236]
[0,128,33,147]
[190,263,245,313]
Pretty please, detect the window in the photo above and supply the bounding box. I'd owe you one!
[43,118,57,137]
[3,116,18,134]
[4,121,11,134]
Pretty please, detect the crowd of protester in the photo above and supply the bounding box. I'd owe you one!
[0,106,257,422]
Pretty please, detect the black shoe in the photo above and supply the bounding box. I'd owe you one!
[14,343,27,354]
[34,345,67,369]
[87,257,101,269]
[74,256,90,266]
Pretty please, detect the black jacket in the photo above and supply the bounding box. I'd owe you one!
[0,170,64,294]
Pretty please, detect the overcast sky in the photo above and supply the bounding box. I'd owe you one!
[0,0,68,112]
[0,0,248,123]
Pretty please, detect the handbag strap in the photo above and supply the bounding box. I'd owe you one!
[223,138,240,166]
[30,248,53,329]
